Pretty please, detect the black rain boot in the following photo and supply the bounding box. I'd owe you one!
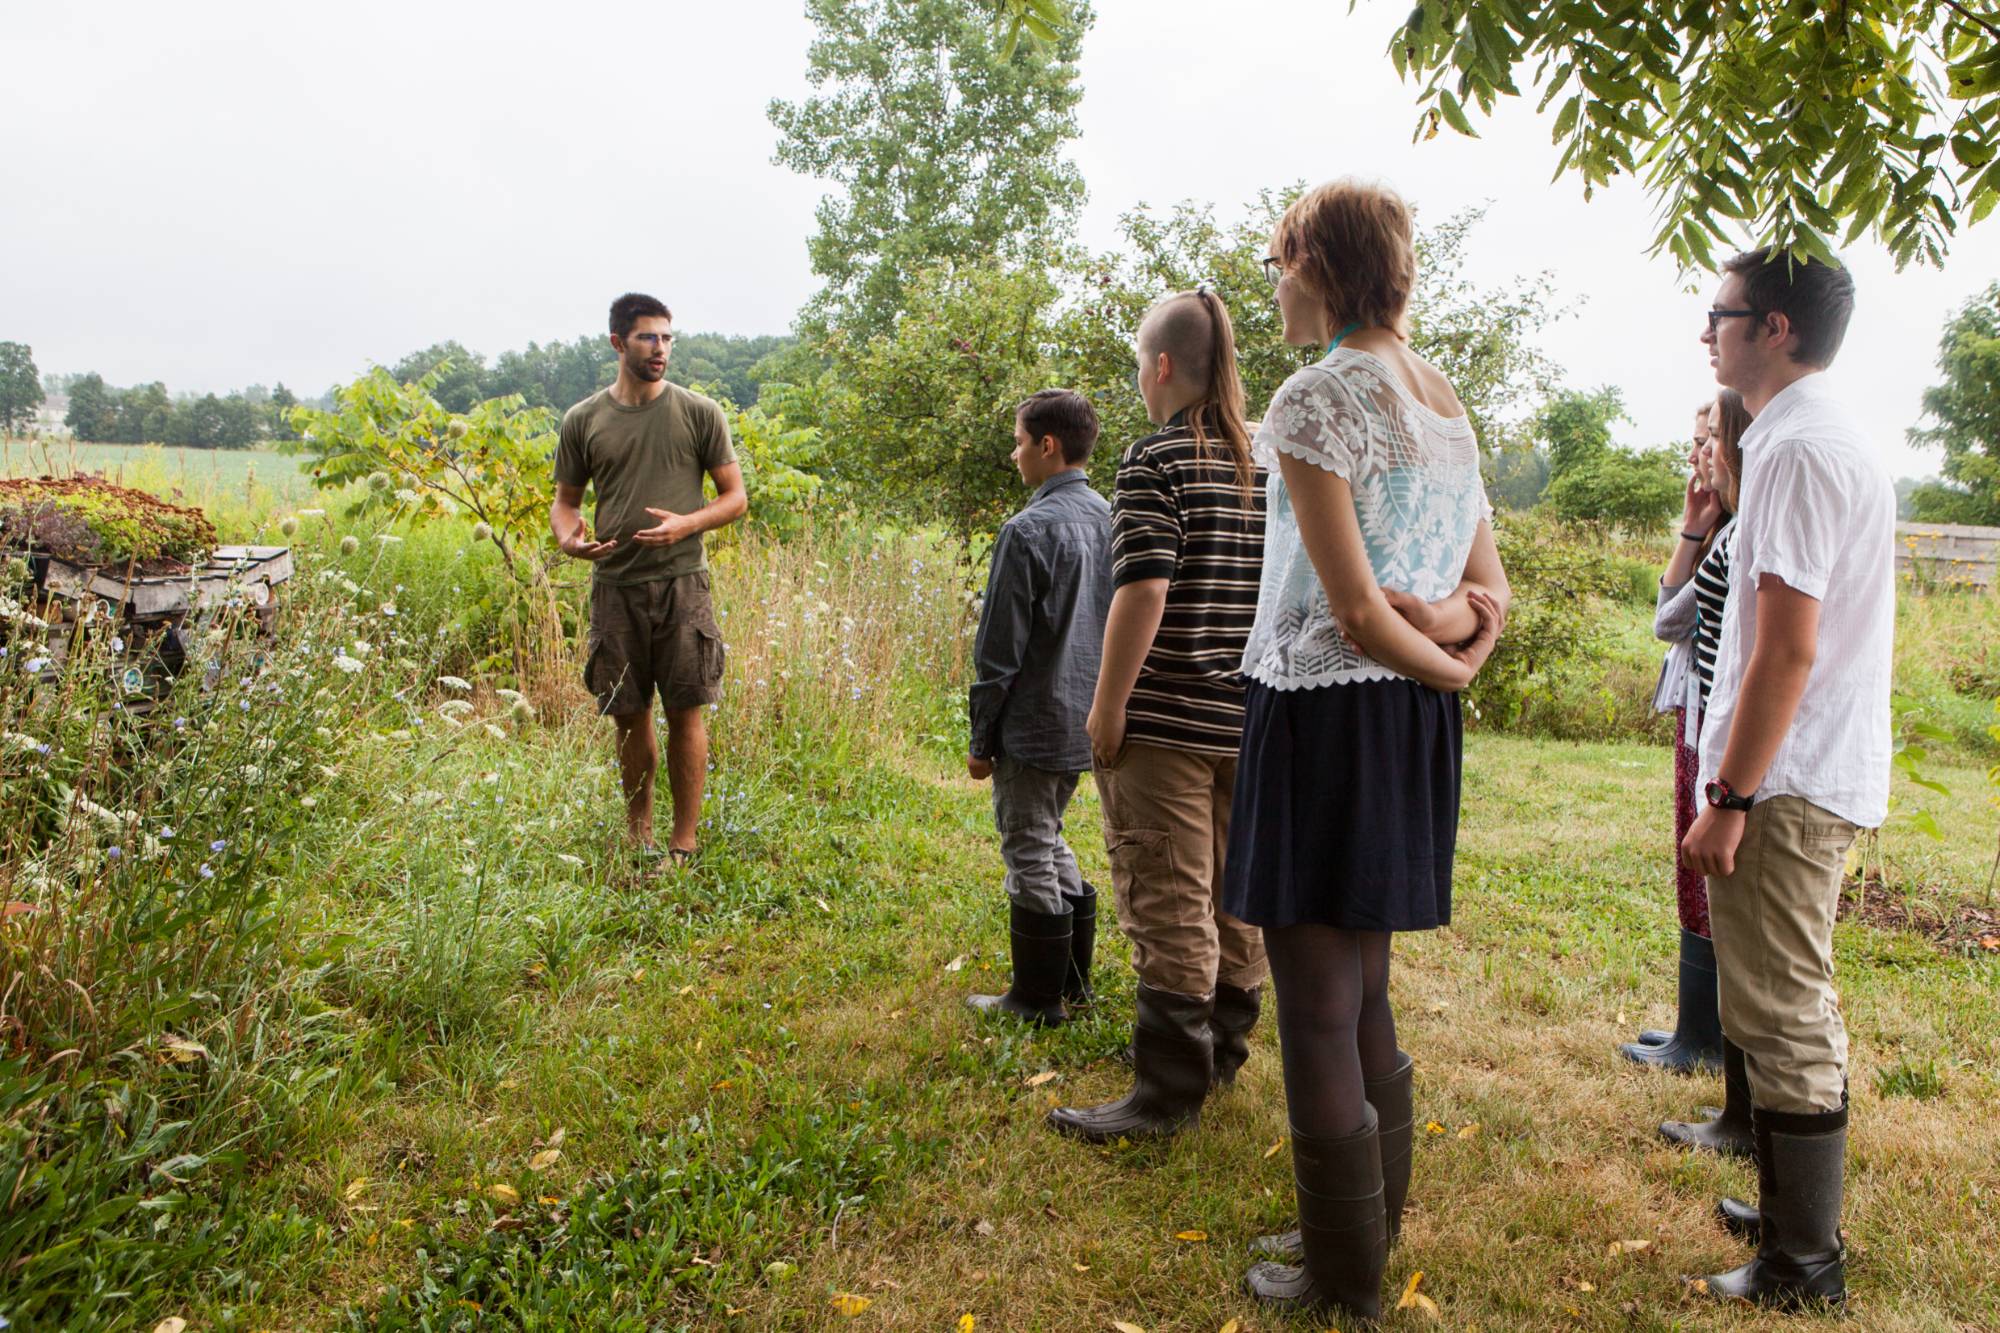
[1253,1050,1414,1261]
[1046,984,1211,1142]
[1620,928,1723,1073]
[1209,983,1261,1087]
[966,901,1071,1027]
[1061,882,1097,1008]
[1244,1105,1388,1322]
[1702,1103,1847,1309]
[1660,1036,1755,1158]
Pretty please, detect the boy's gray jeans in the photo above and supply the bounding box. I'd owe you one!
[991,755,1086,916]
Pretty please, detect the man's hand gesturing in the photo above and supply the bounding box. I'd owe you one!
[561,516,618,561]
[633,507,697,547]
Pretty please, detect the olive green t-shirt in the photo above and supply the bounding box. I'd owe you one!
[552,382,736,586]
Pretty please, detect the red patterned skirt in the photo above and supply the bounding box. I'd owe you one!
[1672,707,1710,938]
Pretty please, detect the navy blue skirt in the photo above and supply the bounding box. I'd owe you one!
[1221,678,1462,931]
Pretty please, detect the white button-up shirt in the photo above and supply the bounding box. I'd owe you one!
[1698,372,1895,829]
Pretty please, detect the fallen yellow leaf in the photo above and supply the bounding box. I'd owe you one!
[486,1183,520,1206]
[1576,1280,1595,1293]
[1690,1278,1711,1295]
[1456,1123,1481,1139]
[537,1195,562,1205]
[959,1316,976,1332]
[1397,1269,1426,1308]
[830,1293,871,1317]
[945,954,969,972]
[1174,1229,1208,1243]
[1111,1322,1146,1333]
[547,1127,565,1149]
[153,1320,189,1333]
[1608,1238,1653,1256]
[1218,1321,1241,1333]
[1425,1120,1446,1135]
[1262,1137,1285,1159]
[528,1148,562,1171]
[162,1036,208,1064]
[343,1176,369,1202]
[1024,1071,1059,1088]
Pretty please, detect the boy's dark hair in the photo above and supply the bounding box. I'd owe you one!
[1016,389,1100,464]
[609,292,672,340]
[1720,248,1855,368]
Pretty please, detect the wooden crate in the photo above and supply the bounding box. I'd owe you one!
[38,544,294,619]
[1896,522,1999,591]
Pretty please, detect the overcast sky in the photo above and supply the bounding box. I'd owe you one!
[6,0,1996,477]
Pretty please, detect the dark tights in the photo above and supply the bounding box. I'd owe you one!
[1264,924,1397,1138]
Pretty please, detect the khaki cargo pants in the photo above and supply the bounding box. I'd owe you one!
[1094,741,1268,997]
[1706,794,1861,1115]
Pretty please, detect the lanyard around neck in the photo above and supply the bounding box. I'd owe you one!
[1327,321,1361,355]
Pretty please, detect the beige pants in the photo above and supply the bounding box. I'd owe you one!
[1706,795,1860,1114]
[1095,741,1268,997]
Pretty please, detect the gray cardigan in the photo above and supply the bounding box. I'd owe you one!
[1651,576,1701,733]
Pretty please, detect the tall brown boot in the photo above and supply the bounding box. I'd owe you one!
[1243,1105,1388,1321]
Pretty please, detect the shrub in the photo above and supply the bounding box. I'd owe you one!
[1468,510,1628,731]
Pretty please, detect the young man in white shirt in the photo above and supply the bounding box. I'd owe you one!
[1682,248,1893,1309]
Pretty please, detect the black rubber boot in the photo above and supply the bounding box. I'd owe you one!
[1253,1050,1414,1261]
[1702,1104,1847,1309]
[1620,928,1723,1073]
[1660,1036,1755,1158]
[1062,882,1096,1007]
[1046,984,1211,1142]
[966,902,1071,1027]
[1209,983,1261,1087]
[1244,1105,1388,1321]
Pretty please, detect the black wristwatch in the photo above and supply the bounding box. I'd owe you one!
[1704,778,1755,812]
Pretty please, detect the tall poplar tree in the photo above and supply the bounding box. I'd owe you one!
[770,0,1090,340]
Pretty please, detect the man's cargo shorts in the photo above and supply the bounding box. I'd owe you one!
[584,571,726,715]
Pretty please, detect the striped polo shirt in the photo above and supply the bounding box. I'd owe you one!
[1691,518,1736,705]
[1111,418,1267,755]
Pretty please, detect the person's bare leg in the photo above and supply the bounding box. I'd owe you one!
[663,704,707,853]
[613,709,658,847]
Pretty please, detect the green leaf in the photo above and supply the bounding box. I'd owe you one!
[1438,88,1480,137]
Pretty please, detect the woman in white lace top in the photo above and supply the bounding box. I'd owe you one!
[1223,179,1509,1323]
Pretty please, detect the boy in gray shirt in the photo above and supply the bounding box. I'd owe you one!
[966,389,1113,1026]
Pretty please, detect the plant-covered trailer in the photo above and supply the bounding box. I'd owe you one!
[0,475,292,707]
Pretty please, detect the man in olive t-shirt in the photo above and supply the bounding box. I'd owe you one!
[551,292,747,864]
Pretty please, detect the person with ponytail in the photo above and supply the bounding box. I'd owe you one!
[1045,285,1270,1143]
[1225,179,1506,1322]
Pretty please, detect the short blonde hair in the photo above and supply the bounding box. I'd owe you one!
[1274,179,1416,332]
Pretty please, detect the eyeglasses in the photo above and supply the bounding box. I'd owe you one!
[629,332,677,348]
[1261,257,1285,288]
[1705,308,1758,333]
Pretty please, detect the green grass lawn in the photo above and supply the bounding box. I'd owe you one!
[5,516,1997,1332]
[1,438,316,513]
[164,728,2000,1331]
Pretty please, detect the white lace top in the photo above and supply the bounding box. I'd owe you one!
[1242,348,1492,691]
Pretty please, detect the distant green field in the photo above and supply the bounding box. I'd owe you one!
[0,439,317,515]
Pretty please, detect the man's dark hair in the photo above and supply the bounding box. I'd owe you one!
[1721,248,1855,368]
[1016,389,1100,464]
[609,292,673,340]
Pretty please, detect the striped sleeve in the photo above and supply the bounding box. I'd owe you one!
[1111,441,1182,586]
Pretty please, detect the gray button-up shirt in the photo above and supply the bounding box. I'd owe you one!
[968,469,1113,772]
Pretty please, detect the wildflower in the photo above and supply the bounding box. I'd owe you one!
[446,418,470,440]
[438,700,474,718]
[340,578,361,595]
[493,688,524,704]
[279,516,300,538]
[509,699,536,723]
[350,640,373,657]
[3,732,41,755]
[107,846,123,861]
[24,656,51,674]
[380,603,398,617]
[556,853,585,867]
[375,534,403,545]
[483,723,509,742]
[334,653,364,675]
[210,839,227,853]
[438,675,472,692]
[240,699,251,712]
[366,471,391,492]
[471,521,493,542]
[161,826,175,840]
[198,863,214,879]
[299,795,317,809]
[316,764,339,781]
[339,535,360,555]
